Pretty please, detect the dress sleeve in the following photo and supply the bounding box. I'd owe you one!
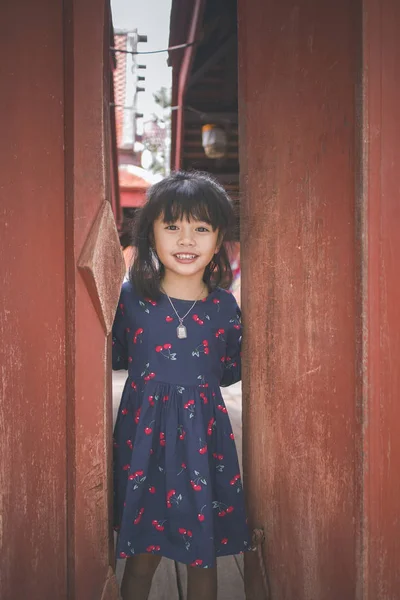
[112,293,129,370]
[220,300,242,387]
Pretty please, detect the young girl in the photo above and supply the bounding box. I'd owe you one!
[112,171,250,599]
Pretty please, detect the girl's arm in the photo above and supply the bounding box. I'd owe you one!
[112,292,129,370]
[220,301,242,387]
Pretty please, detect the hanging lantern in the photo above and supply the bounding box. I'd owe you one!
[201,124,227,159]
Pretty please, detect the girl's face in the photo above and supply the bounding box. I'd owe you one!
[153,216,220,282]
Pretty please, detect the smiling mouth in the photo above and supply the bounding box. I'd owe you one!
[173,253,199,262]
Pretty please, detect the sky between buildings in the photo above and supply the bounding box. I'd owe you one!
[111,0,172,119]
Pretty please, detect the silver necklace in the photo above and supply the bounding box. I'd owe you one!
[163,286,206,339]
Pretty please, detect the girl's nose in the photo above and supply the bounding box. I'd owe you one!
[178,226,195,246]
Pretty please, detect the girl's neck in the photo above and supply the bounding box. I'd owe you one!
[161,272,208,301]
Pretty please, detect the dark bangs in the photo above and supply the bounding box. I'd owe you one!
[157,176,232,233]
[130,171,235,300]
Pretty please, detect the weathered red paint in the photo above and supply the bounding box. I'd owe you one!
[362,0,400,596]
[238,1,360,598]
[64,0,120,598]
[0,0,120,598]
[0,1,67,598]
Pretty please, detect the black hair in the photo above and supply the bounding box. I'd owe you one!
[119,210,138,249]
[119,229,134,250]
[130,171,235,299]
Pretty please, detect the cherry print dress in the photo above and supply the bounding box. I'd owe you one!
[112,282,251,567]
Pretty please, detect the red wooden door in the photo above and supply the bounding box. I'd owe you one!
[0,0,124,598]
[238,0,400,598]
[64,1,124,597]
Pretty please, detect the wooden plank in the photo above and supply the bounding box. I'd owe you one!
[188,35,236,89]
[64,1,121,597]
[362,0,400,595]
[0,1,67,598]
[239,0,359,598]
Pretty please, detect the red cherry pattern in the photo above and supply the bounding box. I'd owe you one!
[200,392,208,404]
[165,488,183,508]
[213,501,234,517]
[129,470,144,481]
[114,290,247,562]
[191,480,202,492]
[191,559,203,567]
[197,504,206,522]
[133,328,144,344]
[207,417,215,436]
[192,314,204,326]
[133,507,145,525]
[155,342,175,360]
[192,339,210,358]
[213,453,224,461]
[144,298,157,307]
[230,474,241,486]
[152,519,165,532]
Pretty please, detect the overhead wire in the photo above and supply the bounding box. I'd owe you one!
[110,41,198,56]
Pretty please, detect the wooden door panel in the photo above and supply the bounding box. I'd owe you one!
[64,0,124,597]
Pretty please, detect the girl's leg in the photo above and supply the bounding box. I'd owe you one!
[121,554,161,600]
[186,565,218,600]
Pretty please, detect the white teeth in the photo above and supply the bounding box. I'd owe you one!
[176,254,197,259]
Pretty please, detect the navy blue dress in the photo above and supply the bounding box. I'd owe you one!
[112,282,251,567]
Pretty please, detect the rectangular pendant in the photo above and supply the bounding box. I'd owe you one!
[177,324,187,339]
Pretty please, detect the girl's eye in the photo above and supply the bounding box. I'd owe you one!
[165,224,178,231]
[196,226,210,232]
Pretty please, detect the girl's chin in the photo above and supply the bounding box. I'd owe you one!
[164,262,206,278]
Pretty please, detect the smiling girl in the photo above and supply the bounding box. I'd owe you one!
[112,171,250,599]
